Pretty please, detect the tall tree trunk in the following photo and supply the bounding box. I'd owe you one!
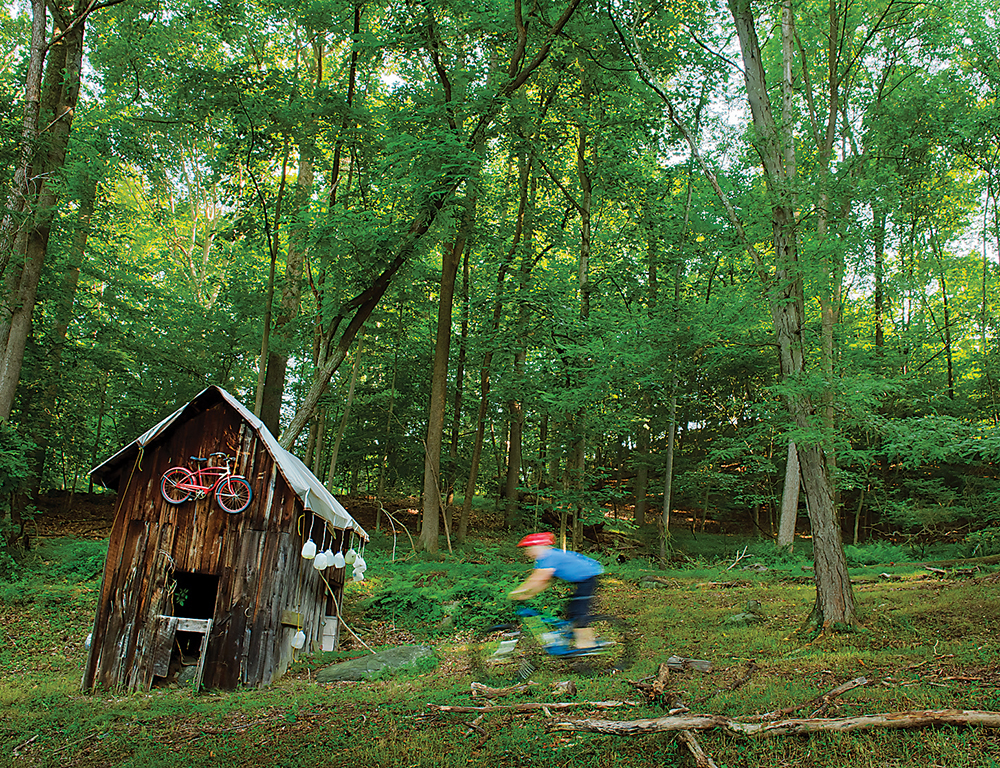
[0,0,85,421]
[730,0,856,627]
[376,303,402,520]
[504,165,536,525]
[326,339,363,490]
[980,181,999,420]
[930,230,955,399]
[449,243,471,510]
[504,368,525,525]
[260,143,312,435]
[777,439,799,548]
[461,152,530,539]
[27,164,97,484]
[873,205,886,353]
[633,410,650,526]
[253,137,290,417]
[634,197,660,528]
[567,64,594,551]
[420,196,473,552]
[0,0,47,287]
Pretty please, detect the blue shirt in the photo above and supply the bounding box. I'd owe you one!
[536,548,603,583]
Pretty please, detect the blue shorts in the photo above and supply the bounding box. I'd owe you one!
[566,576,598,627]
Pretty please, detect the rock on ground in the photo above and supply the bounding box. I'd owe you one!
[316,645,436,682]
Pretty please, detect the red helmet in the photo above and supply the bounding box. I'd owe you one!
[517,532,555,547]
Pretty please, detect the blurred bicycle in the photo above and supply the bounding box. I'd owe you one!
[470,606,636,682]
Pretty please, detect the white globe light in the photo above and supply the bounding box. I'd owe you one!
[291,630,306,649]
[301,538,317,559]
[344,548,357,564]
[332,551,346,569]
[312,551,328,570]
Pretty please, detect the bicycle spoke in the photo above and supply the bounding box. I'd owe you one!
[216,477,252,514]
[160,468,193,504]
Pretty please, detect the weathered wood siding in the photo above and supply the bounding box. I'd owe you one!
[83,397,347,692]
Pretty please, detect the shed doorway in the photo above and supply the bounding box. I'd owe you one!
[152,571,219,689]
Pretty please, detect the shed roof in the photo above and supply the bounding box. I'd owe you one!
[90,386,368,540]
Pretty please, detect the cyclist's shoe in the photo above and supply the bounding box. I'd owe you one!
[565,639,614,656]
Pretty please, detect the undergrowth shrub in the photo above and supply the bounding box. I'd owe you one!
[965,527,1000,557]
[37,539,108,582]
[744,540,811,566]
[0,539,108,606]
[361,557,523,634]
[842,541,908,565]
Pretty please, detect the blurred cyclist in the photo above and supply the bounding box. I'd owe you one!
[509,532,603,649]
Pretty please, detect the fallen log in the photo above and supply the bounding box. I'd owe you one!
[430,700,642,714]
[549,709,1000,736]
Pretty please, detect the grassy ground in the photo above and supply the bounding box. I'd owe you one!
[3,533,1000,767]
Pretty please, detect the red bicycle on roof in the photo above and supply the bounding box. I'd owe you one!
[160,452,253,514]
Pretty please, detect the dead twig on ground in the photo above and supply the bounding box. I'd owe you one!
[747,675,867,721]
[464,713,487,736]
[693,660,757,706]
[726,546,750,571]
[470,681,536,698]
[678,729,720,768]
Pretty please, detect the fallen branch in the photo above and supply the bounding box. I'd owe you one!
[464,713,487,736]
[747,676,867,721]
[470,681,536,698]
[549,709,1000,736]
[693,660,757,706]
[726,546,750,571]
[666,655,713,672]
[430,700,642,714]
[678,729,719,768]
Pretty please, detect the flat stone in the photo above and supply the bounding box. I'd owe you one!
[316,645,436,682]
[723,611,764,626]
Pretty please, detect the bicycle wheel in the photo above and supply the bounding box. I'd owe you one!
[216,476,252,513]
[161,468,194,504]
[567,613,638,677]
[469,623,541,685]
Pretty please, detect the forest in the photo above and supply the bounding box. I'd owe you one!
[3,0,1000,607]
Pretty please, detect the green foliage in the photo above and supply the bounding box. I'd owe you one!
[4,0,1000,566]
[964,527,1000,557]
[34,539,108,582]
[0,539,107,606]
[0,424,36,578]
[842,542,909,566]
[0,423,32,496]
[361,546,526,634]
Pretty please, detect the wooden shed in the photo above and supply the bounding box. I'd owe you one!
[83,385,368,692]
